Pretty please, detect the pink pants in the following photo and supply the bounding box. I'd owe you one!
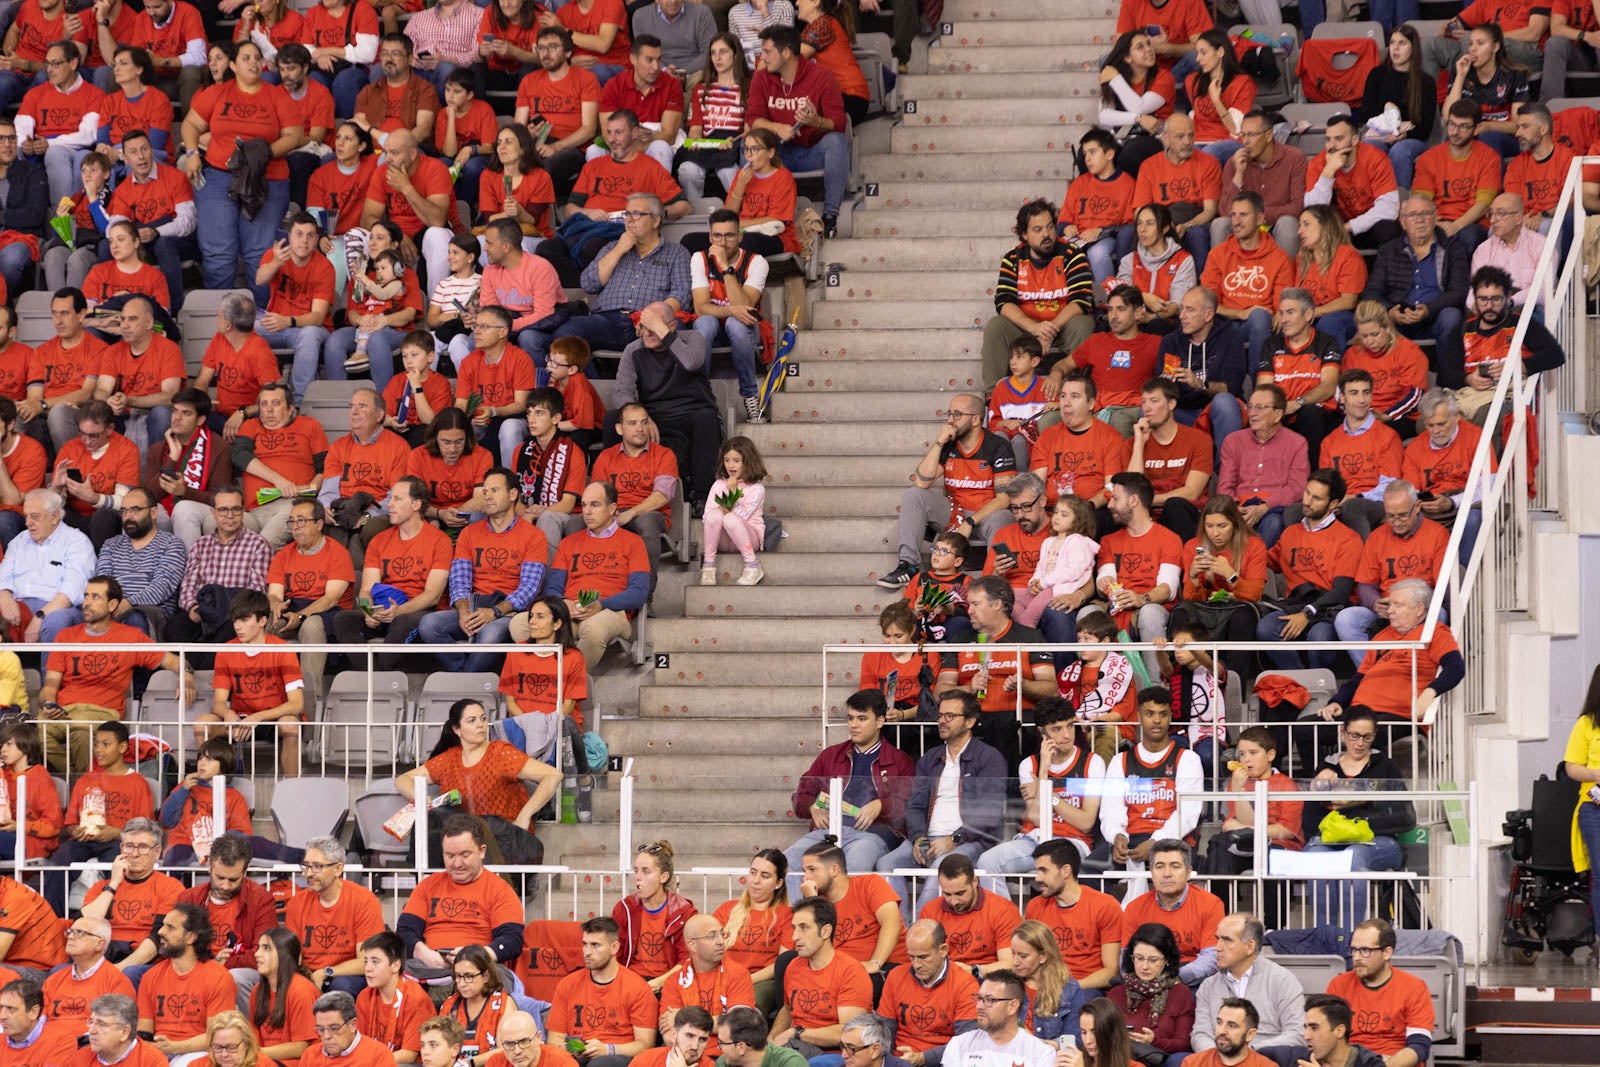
[702,510,763,563]
[1014,585,1048,628]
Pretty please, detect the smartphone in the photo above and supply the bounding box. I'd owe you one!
[417,49,433,57]
[993,542,1012,559]
[65,467,83,482]
[1145,23,1160,34]
[1417,491,1436,502]
[160,465,178,479]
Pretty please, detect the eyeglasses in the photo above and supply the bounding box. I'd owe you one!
[548,359,573,370]
[0,136,17,144]
[211,1042,244,1055]
[66,927,104,939]
[1350,946,1385,956]
[973,995,1019,1007]
[453,970,485,982]
[285,518,318,528]
[1007,496,1041,512]
[840,1044,873,1056]
[313,1023,352,1036]
[621,210,655,220]
[1344,731,1376,742]
[120,842,158,854]
[474,323,509,332]
[946,410,981,420]
[119,506,150,515]
[214,505,243,514]
[930,544,957,556]
[502,1038,538,1051]
[300,860,338,872]
[44,57,72,67]
[638,842,666,854]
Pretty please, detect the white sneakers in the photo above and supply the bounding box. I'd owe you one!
[702,563,766,586]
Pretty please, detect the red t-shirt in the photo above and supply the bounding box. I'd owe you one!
[53,433,141,516]
[456,347,539,408]
[307,155,380,237]
[203,332,281,417]
[106,163,192,229]
[238,415,328,507]
[552,527,651,603]
[1325,968,1435,1055]
[262,247,337,327]
[1060,170,1138,231]
[136,959,236,1041]
[1120,885,1224,964]
[268,536,356,609]
[94,334,184,399]
[282,879,387,971]
[213,635,305,716]
[515,66,602,141]
[366,153,454,237]
[435,99,500,158]
[548,967,657,1043]
[591,443,678,518]
[407,446,492,510]
[500,647,589,724]
[97,85,175,148]
[1071,332,1163,409]
[599,72,683,125]
[18,77,103,139]
[477,166,556,237]
[194,81,297,180]
[782,951,873,1029]
[363,522,452,597]
[28,333,105,401]
[83,262,170,309]
[571,153,682,213]
[49,623,163,712]
[557,0,630,65]
[299,0,379,49]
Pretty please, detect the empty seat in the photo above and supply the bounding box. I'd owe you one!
[352,785,413,867]
[15,290,53,347]
[313,670,409,773]
[270,776,351,848]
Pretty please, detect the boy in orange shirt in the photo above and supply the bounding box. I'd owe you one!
[1060,129,1137,295]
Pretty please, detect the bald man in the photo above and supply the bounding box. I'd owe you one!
[493,1013,581,1067]
[1133,113,1223,271]
[45,914,136,1034]
[876,920,978,1067]
[1470,194,1546,311]
[658,915,755,1056]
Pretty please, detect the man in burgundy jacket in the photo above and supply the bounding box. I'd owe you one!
[785,688,915,897]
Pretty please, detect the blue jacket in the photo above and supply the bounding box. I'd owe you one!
[1023,980,1092,1043]
[904,737,1007,847]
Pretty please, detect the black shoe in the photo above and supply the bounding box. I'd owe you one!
[823,214,839,239]
[876,561,917,589]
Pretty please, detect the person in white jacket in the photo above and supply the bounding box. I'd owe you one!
[1098,31,1176,175]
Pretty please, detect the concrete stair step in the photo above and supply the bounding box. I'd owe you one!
[784,359,983,392]
[591,788,799,824]
[902,97,1101,128]
[899,71,1101,101]
[766,454,942,484]
[889,124,1091,155]
[850,209,1019,238]
[792,330,983,361]
[754,516,897,552]
[637,684,837,718]
[862,152,1076,183]
[820,271,995,303]
[927,44,1102,73]
[769,391,964,423]
[760,486,907,516]
[648,616,880,651]
[684,585,905,619]
[653,651,860,688]
[743,421,936,456]
[695,551,897,584]
[943,0,1117,20]
[861,179,1052,209]
[935,18,1117,45]
[824,237,1014,271]
[810,299,991,330]
[639,685,842,719]
[606,717,823,756]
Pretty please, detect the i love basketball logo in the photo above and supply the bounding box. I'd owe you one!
[386,556,419,581]
[258,430,289,452]
[578,551,608,571]
[312,924,342,949]
[240,670,271,695]
[946,930,973,957]
[518,672,554,698]
[40,106,77,134]
[907,1004,937,1031]
[115,898,142,922]
[164,993,191,1018]
[47,360,77,388]
[1115,551,1149,576]
[596,175,634,198]
[1394,551,1426,576]
[1354,1009,1383,1032]
[81,653,110,676]
[289,571,319,596]
[483,547,511,570]
[219,99,272,123]
[539,946,565,971]
[438,896,470,919]
[1155,177,1198,203]
[791,988,821,1014]
[638,932,666,958]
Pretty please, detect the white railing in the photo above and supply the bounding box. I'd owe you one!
[1420,155,1594,746]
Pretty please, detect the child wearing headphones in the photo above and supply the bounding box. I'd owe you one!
[346,249,408,374]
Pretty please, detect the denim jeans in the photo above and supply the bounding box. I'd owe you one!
[195,166,290,305]
[144,234,199,314]
[415,599,517,672]
[325,326,404,390]
[259,322,333,403]
[1366,0,1416,32]
[1317,310,1356,353]
[41,143,90,204]
[876,838,985,920]
[0,241,34,300]
[1334,604,1378,666]
[1399,305,1463,356]
[1366,137,1426,190]
[0,68,43,114]
[1305,835,1403,927]
[1579,802,1600,943]
[1179,221,1213,275]
[1080,225,1134,292]
[310,67,370,122]
[1255,610,1338,669]
[777,132,849,216]
[692,314,759,397]
[1200,140,1242,165]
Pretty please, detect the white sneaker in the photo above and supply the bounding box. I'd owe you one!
[699,566,717,585]
[736,564,765,586]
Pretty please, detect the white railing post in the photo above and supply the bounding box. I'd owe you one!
[827,777,844,841]
[11,773,23,878]
[413,774,429,872]
[618,763,635,870]
[1037,772,1053,844]
[212,773,226,845]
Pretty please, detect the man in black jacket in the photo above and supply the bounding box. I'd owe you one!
[1360,195,1471,354]
[0,116,49,300]
[607,301,721,507]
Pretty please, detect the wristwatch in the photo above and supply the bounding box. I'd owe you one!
[323,966,335,987]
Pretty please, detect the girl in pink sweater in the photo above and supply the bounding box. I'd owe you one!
[1018,494,1099,628]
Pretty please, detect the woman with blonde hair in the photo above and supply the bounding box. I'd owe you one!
[1295,205,1366,350]
[613,840,699,989]
[1011,919,1091,1042]
[713,848,792,1013]
[1342,300,1429,438]
[205,1010,268,1067]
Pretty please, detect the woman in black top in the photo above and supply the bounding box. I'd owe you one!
[1357,25,1435,189]
[1443,23,1531,160]
[1302,706,1418,927]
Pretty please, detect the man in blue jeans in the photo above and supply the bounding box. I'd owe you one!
[689,210,768,422]
[746,24,848,238]
[256,214,336,405]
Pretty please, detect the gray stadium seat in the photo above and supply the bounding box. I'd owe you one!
[353,785,413,867]
[312,669,409,772]
[178,289,250,380]
[1311,20,1383,41]
[302,379,375,436]
[270,776,350,848]
[1230,24,1300,109]
[411,672,502,763]
[15,290,53,347]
